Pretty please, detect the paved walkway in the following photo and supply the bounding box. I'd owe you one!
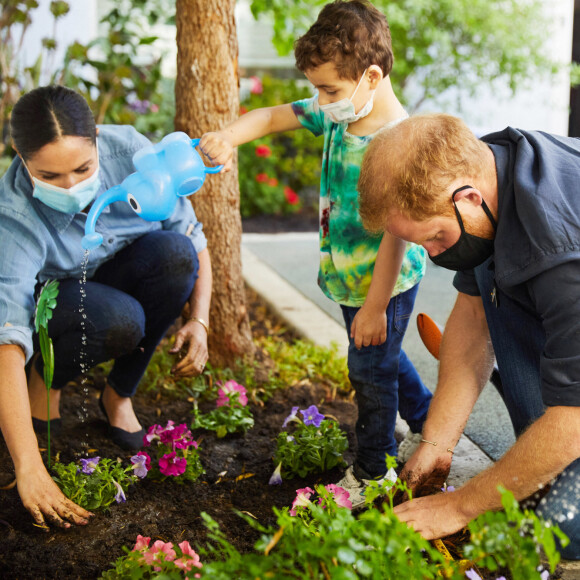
[241,235,580,577]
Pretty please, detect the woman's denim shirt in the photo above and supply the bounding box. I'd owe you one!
[0,125,207,361]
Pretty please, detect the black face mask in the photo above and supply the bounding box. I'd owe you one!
[429,185,497,271]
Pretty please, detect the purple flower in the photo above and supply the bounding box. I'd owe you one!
[80,457,100,474]
[540,571,550,580]
[269,462,283,485]
[282,406,300,428]
[465,569,482,580]
[301,405,324,427]
[441,484,456,492]
[113,480,126,503]
[131,453,150,478]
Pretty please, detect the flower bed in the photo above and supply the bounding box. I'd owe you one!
[0,289,568,578]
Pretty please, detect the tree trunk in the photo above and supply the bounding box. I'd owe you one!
[175,0,254,367]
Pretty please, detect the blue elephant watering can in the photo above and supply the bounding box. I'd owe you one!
[82,132,222,250]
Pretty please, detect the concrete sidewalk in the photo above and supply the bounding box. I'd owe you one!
[241,242,580,578]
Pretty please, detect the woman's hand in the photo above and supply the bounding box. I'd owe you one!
[199,132,234,172]
[17,464,93,530]
[169,320,209,377]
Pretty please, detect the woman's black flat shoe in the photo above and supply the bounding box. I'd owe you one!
[98,393,145,451]
[32,417,63,436]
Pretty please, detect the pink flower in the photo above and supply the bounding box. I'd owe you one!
[159,452,187,477]
[216,380,248,407]
[255,144,272,158]
[143,540,177,571]
[256,173,269,183]
[284,186,299,205]
[150,104,159,113]
[160,423,193,448]
[323,484,352,510]
[133,535,151,551]
[249,76,263,94]
[289,487,314,516]
[174,541,203,573]
[144,423,165,446]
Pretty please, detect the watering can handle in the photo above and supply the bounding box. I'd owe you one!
[191,138,224,174]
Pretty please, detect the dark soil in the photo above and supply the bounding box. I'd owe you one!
[0,285,360,579]
[0,213,560,579]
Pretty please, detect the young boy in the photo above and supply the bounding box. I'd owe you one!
[200,0,432,508]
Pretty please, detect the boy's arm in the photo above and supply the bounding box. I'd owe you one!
[200,104,302,171]
[351,233,406,349]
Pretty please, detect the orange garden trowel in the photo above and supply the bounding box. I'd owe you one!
[416,313,503,392]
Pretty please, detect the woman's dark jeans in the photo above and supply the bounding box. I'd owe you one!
[341,283,433,478]
[34,231,198,397]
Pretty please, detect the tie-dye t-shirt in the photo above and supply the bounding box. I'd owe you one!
[291,95,426,307]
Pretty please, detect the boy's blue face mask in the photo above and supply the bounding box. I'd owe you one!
[23,142,101,214]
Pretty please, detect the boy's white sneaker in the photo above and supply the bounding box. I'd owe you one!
[335,465,397,510]
[397,431,423,464]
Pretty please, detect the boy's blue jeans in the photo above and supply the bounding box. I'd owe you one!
[34,231,198,398]
[341,283,433,478]
[475,259,580,559]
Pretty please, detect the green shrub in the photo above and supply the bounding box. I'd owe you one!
[238,75,322,217]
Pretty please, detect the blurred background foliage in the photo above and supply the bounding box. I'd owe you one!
[0,0,566,214]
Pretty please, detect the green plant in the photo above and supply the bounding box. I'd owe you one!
[190,485,565,579]
[464,487,569,579]
[1,0,175,162]
[191,380,254,438]
[271,404,348,480]
[102,535,203,579]
[238,75,322,217]
[258,335,350,396]
[61,0,173,130]
[250,0,559,112]
[34,279,59,467]
[0,1,71,157]
[52,456,144,511]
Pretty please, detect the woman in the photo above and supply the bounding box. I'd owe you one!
[0,86,212,529]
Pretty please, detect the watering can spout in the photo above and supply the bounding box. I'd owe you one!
[82,185,128,250]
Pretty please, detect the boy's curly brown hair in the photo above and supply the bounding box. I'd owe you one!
[294,1,394,80]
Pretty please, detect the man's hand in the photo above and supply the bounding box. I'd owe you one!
[199,132,234,172]
[394,489,472,540]
[17,466,92,530]
[396,443,452,501]
[169,321,209,377]
[351,304,387,349]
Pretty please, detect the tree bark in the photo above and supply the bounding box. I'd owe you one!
[175,0,254,367]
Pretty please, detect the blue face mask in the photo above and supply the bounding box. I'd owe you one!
[24,145,101,214]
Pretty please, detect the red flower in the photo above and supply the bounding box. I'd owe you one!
[255,144,272,158]
[268,177,279,187]
[239,106,248,115]
[284,186,300,205]
[256,173,269,183]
